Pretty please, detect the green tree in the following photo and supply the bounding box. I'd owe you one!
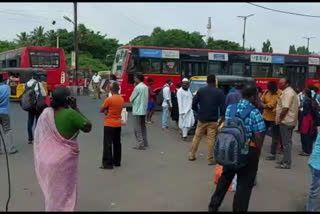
[262,39,273,53]
[56,29,73,52]
[206,38,242,51]
[289,45,296,54]
[128,35,151,46]
[296,46,308,55]
[30,26,46,46]
[246,46,256,52]
[45,30,58,47]
[65,52,109,71]
[0,41,17,52]
[129,27,205,48]
[15,32,31,47]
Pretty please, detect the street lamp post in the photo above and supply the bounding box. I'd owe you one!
[237,14,254,51]
[52,20,59,48]
[63,2,79,95]
[303,36,315,54]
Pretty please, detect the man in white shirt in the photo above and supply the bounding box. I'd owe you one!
[162,78,173,130]
[26,75,47,144]
[177,78,195,141]
[91,72,102,99]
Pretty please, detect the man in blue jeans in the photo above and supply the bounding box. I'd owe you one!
[0,79,18,154]
[306,128,320,211]
[162,78,173,130]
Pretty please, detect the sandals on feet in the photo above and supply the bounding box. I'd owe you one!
[276,163,291,169]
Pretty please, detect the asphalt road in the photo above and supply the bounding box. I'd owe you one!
[0,96,312,211]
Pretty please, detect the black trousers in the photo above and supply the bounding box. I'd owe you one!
[102,126,121,167]
[209,147,260,212]
[28,110,40,142]
[264,120,282,155]
[301,134,314,154]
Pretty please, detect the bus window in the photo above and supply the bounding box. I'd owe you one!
[150,59,162,73]
[198,62,207,76]
[308,66,318,79]
[181,62,192,78]
[140,59,150,73]
[8,59,17,67]
[231,63,245,76]
[208,62,228,75]
[163,60,178,74]
[251,64,272,77]
[0,60,5,68]
[272,65,287,78]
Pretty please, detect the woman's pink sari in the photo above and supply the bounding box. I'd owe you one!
[33,107,80,211]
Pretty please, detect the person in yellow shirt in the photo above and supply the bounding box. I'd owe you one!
[261,81,282,161]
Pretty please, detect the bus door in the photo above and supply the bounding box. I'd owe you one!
[180,61,208,79]
[287,66,307,89]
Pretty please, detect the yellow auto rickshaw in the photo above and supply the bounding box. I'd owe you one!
[189,75,256,96]
[0,68,48,100]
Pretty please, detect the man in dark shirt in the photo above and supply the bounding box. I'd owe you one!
[188,74,226,165]
[225,85,242,107]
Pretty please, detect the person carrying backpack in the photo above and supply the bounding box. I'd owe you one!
[25,74,47,144]
[209,85,266,212]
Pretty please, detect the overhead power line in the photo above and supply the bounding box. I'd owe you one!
[247,2,320,18]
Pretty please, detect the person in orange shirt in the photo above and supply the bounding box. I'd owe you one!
[100,82,124,169]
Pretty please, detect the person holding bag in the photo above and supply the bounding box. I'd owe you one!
[25,74,47,144]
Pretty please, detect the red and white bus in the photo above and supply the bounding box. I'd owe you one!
[66,66,92,87]
[111,45,320,104]
[0,46,67,92]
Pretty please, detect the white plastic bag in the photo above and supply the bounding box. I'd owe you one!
[231,175,237,192]
[121,108,128,125]
[88,80,94,92]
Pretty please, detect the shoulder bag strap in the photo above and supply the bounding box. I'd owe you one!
[229,104,237,120]
[240,104,255,120]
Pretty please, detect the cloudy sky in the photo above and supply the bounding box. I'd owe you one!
[1,2,320,54]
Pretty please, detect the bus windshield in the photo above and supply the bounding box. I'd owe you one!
[111,48,128,76]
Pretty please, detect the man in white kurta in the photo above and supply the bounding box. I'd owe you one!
[177,78,195,141]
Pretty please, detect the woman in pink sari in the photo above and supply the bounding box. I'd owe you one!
[33,87,92,211]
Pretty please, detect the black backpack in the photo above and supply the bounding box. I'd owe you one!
[35,82,48,114]
[20,82,37,111]
[214,104,255,169]
[156,88,164,106]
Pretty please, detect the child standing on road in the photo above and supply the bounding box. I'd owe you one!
[100,82,124,169]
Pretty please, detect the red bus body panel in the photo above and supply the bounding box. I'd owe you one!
[2,46,67,91]
[116,46,320,103]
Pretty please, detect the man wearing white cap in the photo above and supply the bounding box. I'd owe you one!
[177,78,195,141]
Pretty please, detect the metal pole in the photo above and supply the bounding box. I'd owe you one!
[56,35,59,48]
[303,37,315,55]
[243,17,246,51]
[74,2,79,93]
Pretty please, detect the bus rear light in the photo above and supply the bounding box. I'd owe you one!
[61,72,66,84]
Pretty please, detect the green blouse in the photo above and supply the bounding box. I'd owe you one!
[54,108,89,138]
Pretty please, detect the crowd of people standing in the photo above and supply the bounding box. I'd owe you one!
[2,70,320,211]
